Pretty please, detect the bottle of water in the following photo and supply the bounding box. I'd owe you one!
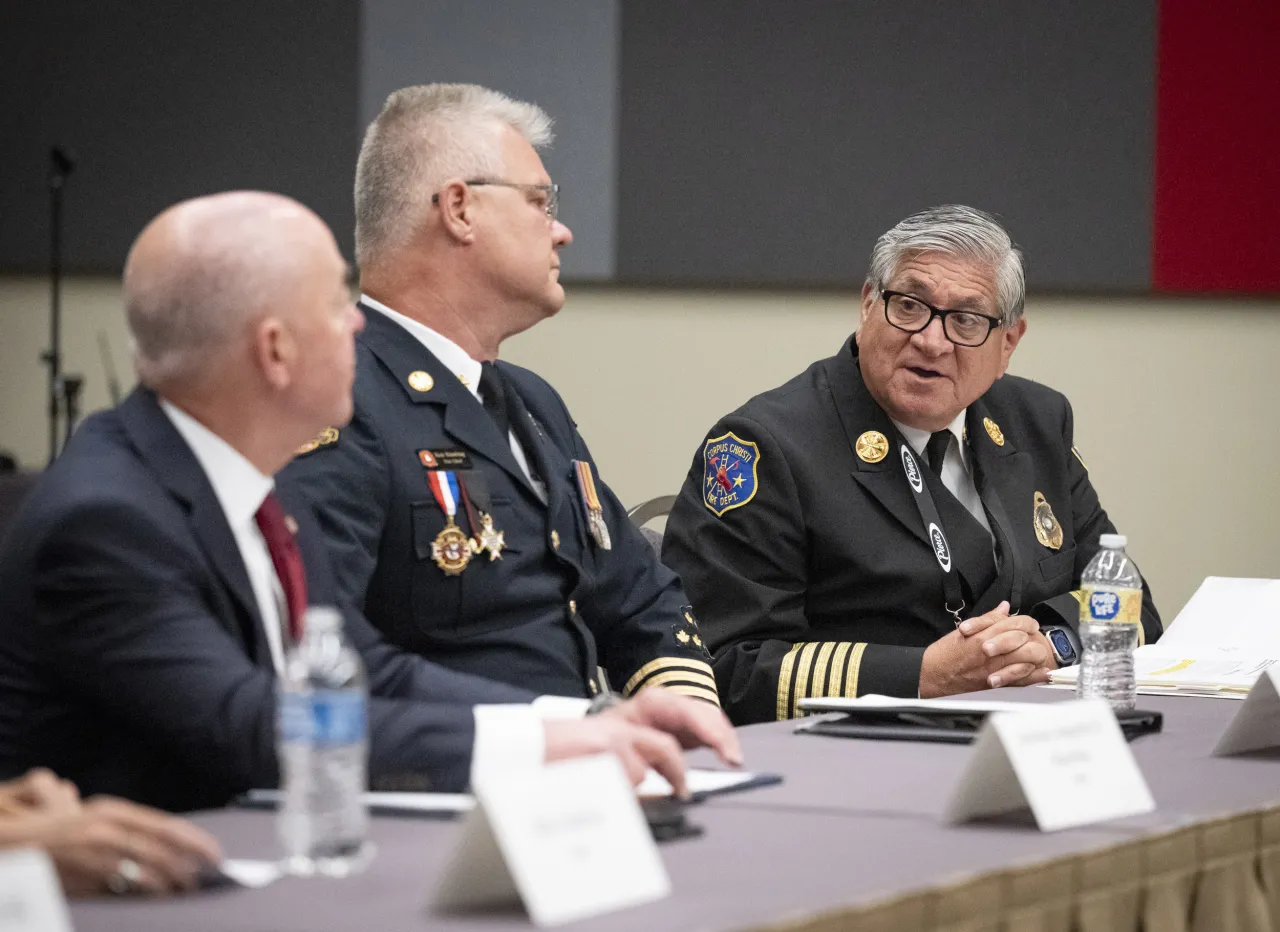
[1076,534,1142,710]
[277,606,371,876]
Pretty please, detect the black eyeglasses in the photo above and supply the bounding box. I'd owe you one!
[881,290,1002,347]
[431,179,560,220]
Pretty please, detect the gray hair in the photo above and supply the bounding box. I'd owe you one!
[124,193,310,387]
[866,205,1025,327]
[354,83,554,266]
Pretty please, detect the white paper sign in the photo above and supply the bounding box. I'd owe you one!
[0,850,72,932]
[1214,668,1280,756]
[431,754,670,927]
[945,699,1155,832]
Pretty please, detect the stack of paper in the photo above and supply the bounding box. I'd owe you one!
[1048,576,1280,698]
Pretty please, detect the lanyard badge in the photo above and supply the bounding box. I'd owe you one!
[895,440,966,626]
[426,470,474,576]
[573,460,612,550]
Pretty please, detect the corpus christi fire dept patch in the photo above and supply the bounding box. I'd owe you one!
[702,431,761,517]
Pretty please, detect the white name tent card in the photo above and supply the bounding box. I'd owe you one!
[431,754,670,927]
[0,849,72,932]
[945,699,1155,832]
[1213,668,1280,756]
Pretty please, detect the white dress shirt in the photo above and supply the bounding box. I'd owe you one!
[360,295,545,501]
[160,398,585,786]
[891,410,994,538]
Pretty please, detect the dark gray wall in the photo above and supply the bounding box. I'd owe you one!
[360,0,619,280]
[617,1,1156,290]
[1,0,359,272]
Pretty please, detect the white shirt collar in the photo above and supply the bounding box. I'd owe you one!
[360,294,483,399]
[160,399,275,528]
[890,409,971,470]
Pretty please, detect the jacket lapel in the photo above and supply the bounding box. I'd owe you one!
[116,388,268,663]
[358,306,541,500]
[827,338,930,547]
[966,396,1034,614]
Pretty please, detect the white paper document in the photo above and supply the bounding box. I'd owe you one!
[945,699,1155,832]
[1049,645,1277,697]
[432,754,670,927]
[1159,576,1280,652]
[1214,668,1280,756]
[0,849,72,932]
[799,694,1044,715]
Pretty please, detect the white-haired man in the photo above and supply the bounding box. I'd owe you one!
[281,84,721,706]
[663,205,1162,724]
[0,192,740,814]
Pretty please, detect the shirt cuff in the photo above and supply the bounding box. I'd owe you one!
[469,697,591,787]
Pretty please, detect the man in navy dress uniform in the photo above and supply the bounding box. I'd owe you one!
[281,84,719,705]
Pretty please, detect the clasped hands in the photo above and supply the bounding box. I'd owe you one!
[919,601,1057,698]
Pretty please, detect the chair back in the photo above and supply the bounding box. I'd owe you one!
[626,494,678,554]
[0,471,40,547]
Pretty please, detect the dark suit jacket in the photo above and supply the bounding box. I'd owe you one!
[0,388,532,812]
[663,337,1162,725]
[278,305,719,704]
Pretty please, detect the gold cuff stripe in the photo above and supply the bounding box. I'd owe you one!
[1072,446,1089,471]
[666,684,722,706]
[1069,589,1084,604]
[629,669,719,695]
[776,644,804,721]
[844,643,868,698]
[828,642,852,698]
[623,656,716,697]
[791,643,820,720]
[811,642,836,699]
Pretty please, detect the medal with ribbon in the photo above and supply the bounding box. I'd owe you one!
[573,460,612,550]
[426,470,474,575]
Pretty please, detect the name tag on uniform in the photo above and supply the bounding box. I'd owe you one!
[0,850,72,932]
[945,699,1154,832]
[1214,667,1280,756]
[430,755,670,926]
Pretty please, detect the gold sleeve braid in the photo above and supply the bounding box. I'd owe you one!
[622,657,720,706]
[776,641,867,720]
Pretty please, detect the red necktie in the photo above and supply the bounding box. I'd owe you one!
[254,492,308,643]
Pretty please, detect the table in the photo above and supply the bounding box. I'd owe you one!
[71,688,1280,931]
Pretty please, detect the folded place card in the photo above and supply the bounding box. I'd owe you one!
[430,754,671,927]
[945,699,1155,832]
[1213,667,1280,756]
[0,849,72,932]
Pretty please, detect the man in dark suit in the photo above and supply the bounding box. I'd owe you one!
[0,192,740,810]
[280,84,719,705]
[663,206,1161,724]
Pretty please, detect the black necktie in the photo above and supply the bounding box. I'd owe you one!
[925,430,951,475]
[479,362,510,437]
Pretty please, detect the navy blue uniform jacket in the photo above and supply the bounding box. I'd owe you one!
[279,305,719,704]
[663,338,1161,724]
[0,388,531,812]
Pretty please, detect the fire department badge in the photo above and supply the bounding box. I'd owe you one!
[702,431,761,517]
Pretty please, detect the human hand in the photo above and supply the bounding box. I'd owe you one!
[610,689,743,769]
[919,602,1054,697]
[30,797,221,897]
[544,716,690,797]
[0,768,81,817]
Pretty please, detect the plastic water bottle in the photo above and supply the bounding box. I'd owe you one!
[277,606,371,876]
[1076,534,1142,710]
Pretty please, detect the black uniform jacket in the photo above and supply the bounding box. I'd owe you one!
[0,388,533,812]
[278,305,719,705]
[663,337,1161,725]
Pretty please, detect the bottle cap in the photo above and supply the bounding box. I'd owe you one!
[303,605,343,631]
[1099,533,1127,549]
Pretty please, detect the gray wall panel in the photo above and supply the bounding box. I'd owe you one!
[360,0,619,280]
[618,1,1156,290]
[0,1,360,272]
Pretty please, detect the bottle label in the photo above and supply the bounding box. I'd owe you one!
[280,691,367,746]
[1080,586,1142,625]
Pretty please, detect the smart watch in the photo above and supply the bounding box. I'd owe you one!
[1041,625,1079,667]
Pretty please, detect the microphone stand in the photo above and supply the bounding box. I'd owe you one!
[42,146,78,464]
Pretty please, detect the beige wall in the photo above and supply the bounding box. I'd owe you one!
[3,276,1278,619]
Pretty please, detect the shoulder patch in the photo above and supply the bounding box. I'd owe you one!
[702,431,760,516]
[295,426,339,457]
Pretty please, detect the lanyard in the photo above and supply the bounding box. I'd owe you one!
[891,433,968,626]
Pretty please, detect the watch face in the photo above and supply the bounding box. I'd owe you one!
[1047,629,1076,664]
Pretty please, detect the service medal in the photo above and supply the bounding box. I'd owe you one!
[425,470,474,575]
[1033,490,1063,550]
[475,512,506,561]
[573,460,612,550]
